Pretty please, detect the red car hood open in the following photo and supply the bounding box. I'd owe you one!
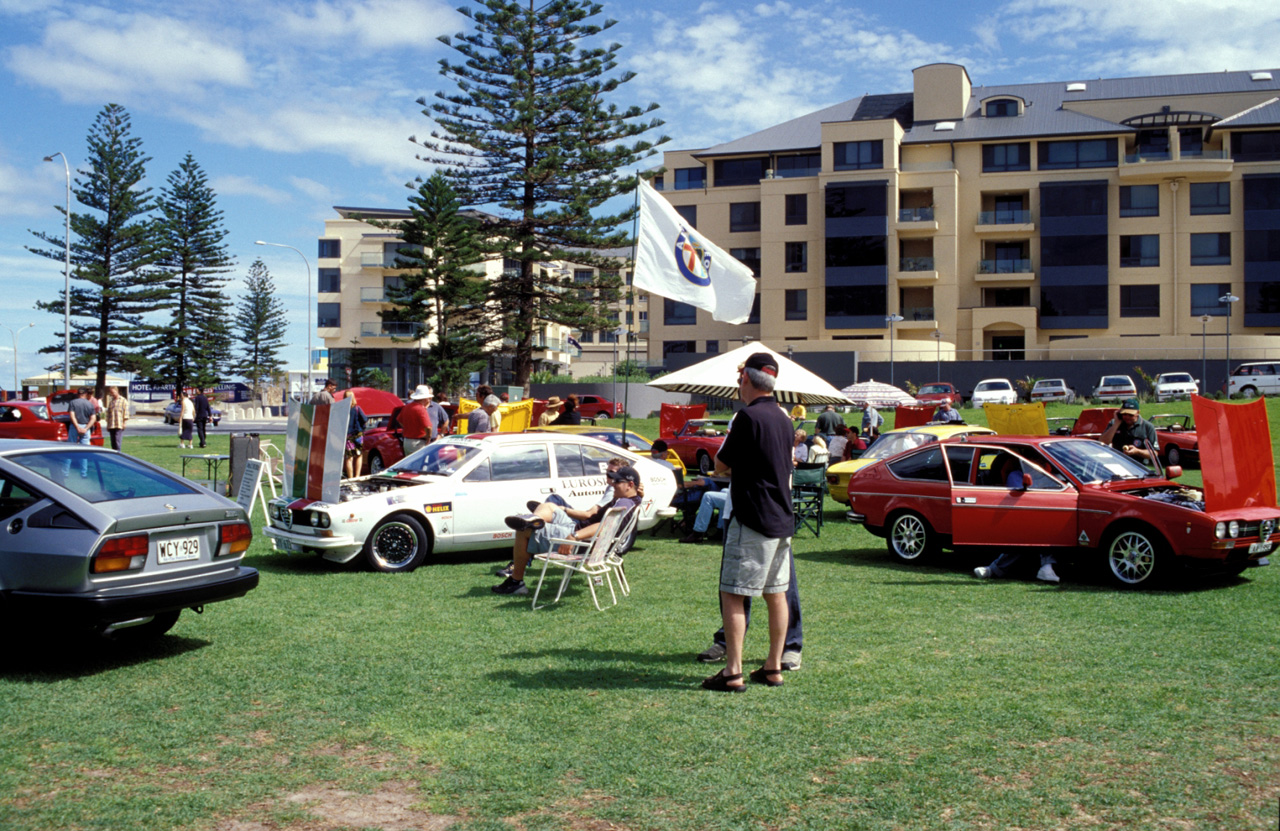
[336,387,403,416]
[1193,394,1276,512]
[893,404,937,428]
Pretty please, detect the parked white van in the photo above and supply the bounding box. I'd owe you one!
[1227,363,1280,398]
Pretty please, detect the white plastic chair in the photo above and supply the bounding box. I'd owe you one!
[531,506,627,610]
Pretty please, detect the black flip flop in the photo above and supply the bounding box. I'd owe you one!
[701,670,747,693]
[749,666,784,687]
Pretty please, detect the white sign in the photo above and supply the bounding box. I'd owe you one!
[236,459,265,512]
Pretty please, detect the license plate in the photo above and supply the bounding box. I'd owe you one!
[274,538,299,553]
[157,536,200,563]
[1249,541,1273,554]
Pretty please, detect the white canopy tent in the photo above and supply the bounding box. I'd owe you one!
[647,343,852,406]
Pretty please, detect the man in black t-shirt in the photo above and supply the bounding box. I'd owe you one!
[701,353,795,692]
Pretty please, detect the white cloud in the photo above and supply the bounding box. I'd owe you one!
[281,0,460,50]
[211,174,292,205]
[6,12,252,101]
[288,176,332,202]
[0,156,67,220]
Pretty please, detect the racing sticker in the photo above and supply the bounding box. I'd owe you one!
[492,531,514,539]
[386,494,406,505]
[424,501,453,514]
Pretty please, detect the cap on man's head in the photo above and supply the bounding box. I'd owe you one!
[1119,398,1141,415]
[322,378,336,388]
[607,465,641,486]
[738,352,779,377]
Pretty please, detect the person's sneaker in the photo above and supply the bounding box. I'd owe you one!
[696,642,726,663]
[496,561,514,578]
[679,531,705,544]
[504,513,545,532]
[973,566,992,579]
[491,577,528,595]
[1036,564,1061,584]
[781,650,802,671]
[526,500,543,513]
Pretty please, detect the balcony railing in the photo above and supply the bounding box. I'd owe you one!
[361,253,398,268]
[901,306,934,321]
[978,209,1031,225]
[532,338,570,352]
[1123,149,1231,163]
[360,287,390,302]
[899,257,935,272]
[360,321,421,338]
[897,207,935,222]
[900,161,954,172]
[979,259,1033,274]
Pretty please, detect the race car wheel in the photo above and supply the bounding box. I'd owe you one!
[1104,526,1166,588]
[887,511,935,563]
[1164,446,1181,468]
[697,451,714,475]
[364,513,429,573]
[368,452,385,474]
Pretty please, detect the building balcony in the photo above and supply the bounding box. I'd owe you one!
[360,287,391,302]
[898,207,934,222]
[1118,149,1232,181]
[900,306,934,322]
[360,321,422,338]
[976,260,1035,283]
[899,161,955,173]
[360,252,401,269]
[899,256,935,272]
[975,211,1034,234]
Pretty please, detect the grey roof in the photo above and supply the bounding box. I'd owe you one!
[1215,97,1280,128]
[695,97,865,157]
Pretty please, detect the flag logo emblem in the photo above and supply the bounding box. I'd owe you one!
[674,229,712,287]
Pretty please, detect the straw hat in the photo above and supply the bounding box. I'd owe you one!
[545,395,563,409]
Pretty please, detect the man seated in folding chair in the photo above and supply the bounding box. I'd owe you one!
[649,440,716,534]
[491,465,642,596]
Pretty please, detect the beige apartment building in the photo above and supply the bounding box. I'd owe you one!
[648,63,1280,367]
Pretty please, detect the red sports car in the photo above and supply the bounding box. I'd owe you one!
[1150,413,1200,469]
[16,394,105,446]
[663,418,733,474]
[846,396,1277,588]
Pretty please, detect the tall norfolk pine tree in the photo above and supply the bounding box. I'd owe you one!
[27,103,170,392]
[231,259,288,400]
[153,153,234,393]
[417,0,668,385]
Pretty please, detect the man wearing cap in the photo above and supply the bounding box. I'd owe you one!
[311,379,337,405]
[399,385,434,456]
[539,396,563,426]
[1100,398,1159,463]
[702,352,795,692]
[933,400,964,424]
[492,465,643,596]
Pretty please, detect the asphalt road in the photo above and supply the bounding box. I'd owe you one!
[128,417,288,437]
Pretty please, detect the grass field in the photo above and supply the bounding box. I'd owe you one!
[1,403,1278,831]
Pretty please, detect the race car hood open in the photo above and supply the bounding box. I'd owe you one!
[1192,394,1277,512]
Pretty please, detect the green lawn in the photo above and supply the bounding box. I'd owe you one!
[1,409,1278,830]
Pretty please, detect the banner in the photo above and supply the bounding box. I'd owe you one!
[284,398,349,503]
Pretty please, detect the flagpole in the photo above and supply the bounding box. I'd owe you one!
[621,177,642,445]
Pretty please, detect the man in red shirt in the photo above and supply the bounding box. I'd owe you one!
[398,385,434,456]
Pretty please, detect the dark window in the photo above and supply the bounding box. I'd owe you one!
[785,194,807,225]
[946,446,975,484]
[1041,185,1107,217]
[1190,182,1230,215]
[578,329,594,343]
[1042,235,1107,267]
[1120,185,1159,217]
[317,239,340,259]
[1135,129,1171,159]
[1041,284,1108,317]
[1180,128,1204,155]
[982,143,1031,172]
[1245,229,1280,262]
[785,242,808,272]
[489,444,550,481]
[985,99,1018,118]
[826,236,886,267]
[714,157,768,187]
[729,247,761,277]
[662,340,696,360]
[663,297,697,326]
[554,444,586,478]
[1233,131,1280,162]
[747,294,761,324]
[674,204,697,227]
[833,140,884,171]
[729,202,761,232]
[887,447,948,481]
[318,268,340,293]
[1120,285,1160,317]
[785,289,808,320]
[775,154,821,178]
[1244,175,1280,210]
[705,340,719,354]
[673,167,706,190]
[1038,139,1118,170]
[316,302,340,328]
[826,184,886,217]
[1120,235,1159,267]
[1245,282,1280,315]
[1191,283,1232,316]
[826,285,886,317]
[652,175,664,191]
[1191,233,1231,265]
[982,287,1031,307]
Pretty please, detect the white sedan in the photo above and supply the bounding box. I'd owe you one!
[263,433,678,572]
[1153,372,1199,402]
[971,378,1018,406]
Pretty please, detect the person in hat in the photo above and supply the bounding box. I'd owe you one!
[492,464,643,596]
[539,395,563,426]
[399,384,434,456]
[1100,398,1159,463]
[311,379,337,405]
[701,352,796,692]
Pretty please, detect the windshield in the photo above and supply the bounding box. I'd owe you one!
[1161,374,1193,384]
[386,440,485,476]
[918,384,950,394]
[1033,380,1063,389]
[11,450,197,502]
[864,432,934,461]
[1042,440,1155,484]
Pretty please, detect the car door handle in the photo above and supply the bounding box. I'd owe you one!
[956,497,975,504]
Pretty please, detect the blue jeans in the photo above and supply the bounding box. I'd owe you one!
[986,550,1057,577]
[66,427,91,476]
[714,546,802,653]
[692,490,728,533]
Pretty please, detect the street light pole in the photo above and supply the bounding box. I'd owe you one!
[256,241,313,398]
[1199,314,1212,394]
[886,314,904,387]
[1220,293,1239,393]
[43,152,71,388]
[931,329,942,381]
[0,323,35,399]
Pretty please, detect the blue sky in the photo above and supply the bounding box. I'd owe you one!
[1,0,1277,385]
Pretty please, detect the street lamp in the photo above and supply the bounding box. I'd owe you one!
[886,314,904,387]
[1199,314,1212,394]
[1220,293,1239,392]
[43,152,71,388]
[931,329,943,381]
[256,241,313,398]
[0,323,35,399]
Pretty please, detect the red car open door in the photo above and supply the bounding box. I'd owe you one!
[948,444,1078,548]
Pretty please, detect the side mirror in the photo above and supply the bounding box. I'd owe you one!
[1166,465,1183,479]
[1021,473,1033,490]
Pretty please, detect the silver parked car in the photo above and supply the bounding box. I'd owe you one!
[1029,378,1076,404]
[0,441,258,640]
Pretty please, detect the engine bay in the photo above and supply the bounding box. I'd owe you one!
[1131,485,1205,512]
[338,476,422,502]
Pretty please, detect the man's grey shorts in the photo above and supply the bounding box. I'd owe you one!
[719,519,792,597]
[527,507,576,555]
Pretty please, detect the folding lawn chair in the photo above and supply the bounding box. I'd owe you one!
[531,505,628,611]
[605,506,641,597]
[792,463,827,538]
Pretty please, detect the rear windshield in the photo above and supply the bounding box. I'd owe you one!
[1101,376,1130,385]
[975,381,1009,391]
[1033,380,1064,389]
[10,450,198,503]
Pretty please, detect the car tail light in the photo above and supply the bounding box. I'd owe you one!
[92,534,149,573]
[217,521,252,557]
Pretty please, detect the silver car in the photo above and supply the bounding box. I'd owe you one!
[0,441,258,640]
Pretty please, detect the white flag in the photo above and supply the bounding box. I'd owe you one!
[633,179,756,325]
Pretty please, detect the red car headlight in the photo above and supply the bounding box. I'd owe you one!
[92,534,149,573]
[217,521,253,557]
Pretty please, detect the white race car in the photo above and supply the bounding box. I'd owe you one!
[263,433,678,572]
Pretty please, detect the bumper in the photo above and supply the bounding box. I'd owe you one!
[4,565,259,628]
[845,510,867,525]
[264,525,362,561]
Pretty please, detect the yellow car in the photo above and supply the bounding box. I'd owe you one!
[827,424,995,504]
[526,425,687,473]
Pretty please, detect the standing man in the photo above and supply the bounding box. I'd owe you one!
[311,379,337,405]
[861,401,884,435]
[193,388,212,448]
[429,391,450,438]
[467,395,501,433]
[815,404,842,446]
[703,353,795,693]
[399,385,433,456]
[1099,398,1159,463]
[104,386,128,451]
[67,387,97,447]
